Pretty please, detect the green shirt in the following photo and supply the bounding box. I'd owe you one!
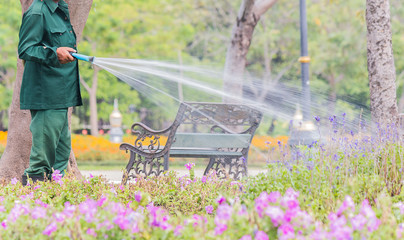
[18,0,82,110]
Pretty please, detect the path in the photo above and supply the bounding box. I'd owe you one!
[80,168,267,183]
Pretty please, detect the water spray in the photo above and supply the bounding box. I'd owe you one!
[71,52,94,63]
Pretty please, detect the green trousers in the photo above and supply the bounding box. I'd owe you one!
[24,109,70,177]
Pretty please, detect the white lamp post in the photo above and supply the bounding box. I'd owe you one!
[109,99,123,143]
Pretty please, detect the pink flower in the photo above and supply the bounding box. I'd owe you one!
[351,214,367,231]
[135,191,142,202]
[52,170,63,184]
[192,214,207,227]
[278,224,295,239]
[86,228,97,237]
[97,195,107,207]
[337,196,355,216]
[264,206,284,226]
[35,199,48,208]
[201,176,207,183]
[215,204,232,221]
[255,231,269,240]
[205,205,214,214]
[239,235,252,240]
[79,199,98,222]
[0,206,5,212]
[53,212,65,222]
[31,207,47,219]
[216,196,226,205]
[185,162,195,170]
[10,178,18,185]
[43,222,57,236]
[114,214,130,230]
[174,225,183,236]
[63,202,76,218]
[1,220,7,229]
[214,223,227,235]
[268,191,281,203]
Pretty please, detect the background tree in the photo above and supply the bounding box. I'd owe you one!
[0,0,93,180]
[366,0,398,125]
[223,0,278,102]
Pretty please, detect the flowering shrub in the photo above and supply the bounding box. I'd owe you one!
[0,172,400,239]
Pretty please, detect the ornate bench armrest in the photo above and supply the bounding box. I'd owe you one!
[131,122,173,136]
[121,122,174,155]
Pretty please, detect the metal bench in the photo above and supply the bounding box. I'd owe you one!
[120,102,262,184]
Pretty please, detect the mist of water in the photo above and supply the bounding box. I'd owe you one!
[92,57,370,131]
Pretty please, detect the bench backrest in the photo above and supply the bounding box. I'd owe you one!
[174,102,262,132]
[164,102,262,151]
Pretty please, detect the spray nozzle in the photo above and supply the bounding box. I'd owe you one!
[70,52,94,63]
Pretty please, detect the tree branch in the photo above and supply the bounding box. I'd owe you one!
[80,76,91,93]
[253,0,278,17]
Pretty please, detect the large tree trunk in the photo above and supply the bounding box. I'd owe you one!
[223,0,278,103]
[366,0,398,126]
[0,0,93,180]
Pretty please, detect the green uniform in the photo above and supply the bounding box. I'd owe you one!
[18,0,82,177]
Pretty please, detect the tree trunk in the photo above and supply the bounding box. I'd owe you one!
[366,0,398,126]
[88,68,99,136]
[223,0,278,103]
[0,0,93,180]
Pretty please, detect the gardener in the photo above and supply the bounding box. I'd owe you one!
[18,0,82,185]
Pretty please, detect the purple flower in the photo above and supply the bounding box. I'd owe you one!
[43,222,57,236]
[255,231,269,240]
[0,206,5,212]
[135,191,142,202]
[205,205,214,214]
[10,178,18,185]
[314,116,320,122]
[1,220,6,229]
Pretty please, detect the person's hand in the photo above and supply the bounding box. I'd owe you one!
[56,47,76,64]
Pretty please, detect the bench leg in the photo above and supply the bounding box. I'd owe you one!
[203,157,216,175]
[121,152,165,184]
[205,156,247,180]
[163,154,169,171]
[122,151,136,185]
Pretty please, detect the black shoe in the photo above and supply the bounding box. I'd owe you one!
[21,174,45,186]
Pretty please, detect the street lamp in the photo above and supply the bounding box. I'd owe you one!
[288,0,319,146]
[109,99,123,143]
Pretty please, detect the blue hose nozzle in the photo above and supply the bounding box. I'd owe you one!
[71,52,94,63]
